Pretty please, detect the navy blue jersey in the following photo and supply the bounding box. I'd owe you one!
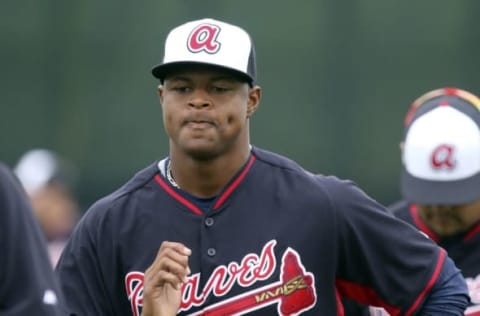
[390,200,480,315]
[56,147,447,316]
[0,163,65,315]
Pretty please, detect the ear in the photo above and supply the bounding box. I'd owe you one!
[247,85,262,118]
[157,84,164,105]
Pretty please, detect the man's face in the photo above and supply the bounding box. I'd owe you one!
[30,184,78,240]
[418,198,480,237]
[158,65,260,160]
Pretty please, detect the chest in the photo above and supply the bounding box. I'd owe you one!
[114,197,339,315]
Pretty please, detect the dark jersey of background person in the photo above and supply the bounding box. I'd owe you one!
[391,199,480,315]
[0,162,65,315]
[56,147,467,316]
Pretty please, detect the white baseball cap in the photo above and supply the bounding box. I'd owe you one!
[151,18,256,84]
[14,149,77,195]
[401,88,480,204]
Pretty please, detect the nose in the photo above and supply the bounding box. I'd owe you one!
[188,89,212,109]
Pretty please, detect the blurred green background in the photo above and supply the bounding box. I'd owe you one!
[1,1,479,211]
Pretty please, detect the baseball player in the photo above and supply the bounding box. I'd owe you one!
[55,18,469,315]
[386,87,480,316]
[0,162,65,315]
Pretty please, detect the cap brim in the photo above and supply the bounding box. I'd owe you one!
[401,169,480,204]
[151,62,253,84]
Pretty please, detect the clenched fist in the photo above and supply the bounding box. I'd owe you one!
[141,241,191,316]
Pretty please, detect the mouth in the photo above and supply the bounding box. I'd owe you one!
[184,116,215,127]
[183,119,214,130]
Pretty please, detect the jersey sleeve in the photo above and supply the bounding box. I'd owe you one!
[323,177,447,315]
[0,163,65,315]
[55,199,117,316]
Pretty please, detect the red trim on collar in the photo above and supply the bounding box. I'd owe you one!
[213,155,256,210]
[154,154,256,215]
[154,174,203,215]
[464,222,480,242]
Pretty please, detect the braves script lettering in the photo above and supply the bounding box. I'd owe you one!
[125,240,277,315]
[189,247,316,316]
[125,272,144,316]
[125,240,317,315]
[179,240,277,312]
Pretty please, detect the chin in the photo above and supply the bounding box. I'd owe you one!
[432,225,462,237]
[183,145,220,161]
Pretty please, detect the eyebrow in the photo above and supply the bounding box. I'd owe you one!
[166,74,242,84]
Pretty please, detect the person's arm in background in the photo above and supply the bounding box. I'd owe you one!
[413,254,469,315]
[368,256,468,315]
[0,162,65,315]
[324,177,469,315]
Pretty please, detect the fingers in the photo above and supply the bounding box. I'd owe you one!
[145,241,192,290]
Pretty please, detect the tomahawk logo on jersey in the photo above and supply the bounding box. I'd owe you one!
[126,240,317,316]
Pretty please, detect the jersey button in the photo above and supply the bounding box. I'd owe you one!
[207,248,216,257]
[205,217,214,227]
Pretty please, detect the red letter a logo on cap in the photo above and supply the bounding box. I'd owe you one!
[188,24,221,54]
[431,144,456,170]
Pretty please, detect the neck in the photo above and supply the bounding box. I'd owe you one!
[169,145,251,198]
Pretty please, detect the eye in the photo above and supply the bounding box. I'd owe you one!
[211,86,230,93]
[171,86,192,93]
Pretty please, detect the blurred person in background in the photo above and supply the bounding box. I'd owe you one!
[0,161,65,315]
[370,87,480,315]
[14,148,80,267]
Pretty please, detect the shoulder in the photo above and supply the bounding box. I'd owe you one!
[251,146,367,205]
[0,162,21,190]
[252,146,342,184]
[251,146,305,171]
[0,162,30,217]
[0,161,11,177]
[80,161,160,223]
[388,199,411,218]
